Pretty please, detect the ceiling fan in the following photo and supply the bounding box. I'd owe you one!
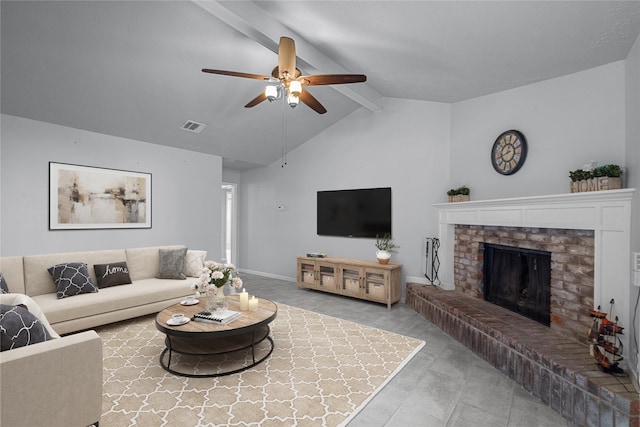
[202,36,366,114]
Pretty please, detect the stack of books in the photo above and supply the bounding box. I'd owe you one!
[193,309,241,325]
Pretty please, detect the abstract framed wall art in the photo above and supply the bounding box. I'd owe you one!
[49,162,152,230]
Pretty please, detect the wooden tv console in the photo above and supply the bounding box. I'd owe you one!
[296,256,402,309]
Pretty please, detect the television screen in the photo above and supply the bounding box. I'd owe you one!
[317,187,391,238]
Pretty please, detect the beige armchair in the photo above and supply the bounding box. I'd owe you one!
[0,294,102,427]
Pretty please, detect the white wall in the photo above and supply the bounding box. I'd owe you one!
[625,33,640,386]
[238,97,451,286]
[238,62,629,284]
[450,61,627,200]
[0,114,223,257]
[449,59,637,378]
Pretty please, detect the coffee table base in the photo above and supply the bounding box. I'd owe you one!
[159,324,274,378]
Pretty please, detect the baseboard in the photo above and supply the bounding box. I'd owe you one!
[238,268,296,283]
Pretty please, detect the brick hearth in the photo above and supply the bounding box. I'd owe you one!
[406,283,640,427]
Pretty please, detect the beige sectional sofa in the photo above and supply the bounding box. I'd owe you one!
[1,244,199,334]
[0,245,201,427]
[0,293,103,427]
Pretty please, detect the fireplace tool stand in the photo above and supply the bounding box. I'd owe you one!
[425,237,440,285]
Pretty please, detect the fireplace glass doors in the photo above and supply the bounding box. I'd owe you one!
[483,244,551,326]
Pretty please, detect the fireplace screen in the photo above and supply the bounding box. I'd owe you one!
[483,244,551,326]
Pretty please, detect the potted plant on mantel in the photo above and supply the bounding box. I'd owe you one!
[569,162,622,193]
[375,233,399,264]
[447,185,470,202]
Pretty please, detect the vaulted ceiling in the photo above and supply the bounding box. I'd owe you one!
[2,1,640,170]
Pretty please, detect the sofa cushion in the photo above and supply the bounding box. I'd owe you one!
[24,249,126,296]
[157,248,187,280]
[0,273,8,294]
[33,277,197,325]
[0,304,52,351]
[125,245,186,281]
[48,263,99,299]
[184,250,207,277]
[0,257,26,294]
[93,262,132,289]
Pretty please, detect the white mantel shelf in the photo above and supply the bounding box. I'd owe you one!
[434,188,636,363]
[434,188,635,231]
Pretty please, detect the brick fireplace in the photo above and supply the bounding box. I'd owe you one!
[405,190,639,426]
[454,225,595,343]
[435,189,635,363]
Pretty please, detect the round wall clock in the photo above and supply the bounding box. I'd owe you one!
[491,130,527,175]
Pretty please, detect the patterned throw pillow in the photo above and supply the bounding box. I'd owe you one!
[93,262,132,288]
[157,248,188,280]
[0,273,8,294]
[0,304,52,351]
[47,262,99,299]
[183,250,207,277]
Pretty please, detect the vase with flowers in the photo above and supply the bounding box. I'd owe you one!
[192,261,243,312]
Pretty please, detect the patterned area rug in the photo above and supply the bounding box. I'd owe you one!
[97,304,424,426]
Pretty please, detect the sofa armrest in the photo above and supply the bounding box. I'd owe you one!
[0,330,102,427]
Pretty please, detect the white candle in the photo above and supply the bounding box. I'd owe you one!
[249,295,258,311]
[239,288,249,311]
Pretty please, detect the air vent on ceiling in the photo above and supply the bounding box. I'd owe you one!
[181,120,207,134]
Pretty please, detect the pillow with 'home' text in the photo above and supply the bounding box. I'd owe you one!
[93,262,132,289]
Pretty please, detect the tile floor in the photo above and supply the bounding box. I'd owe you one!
[241,273,568,427]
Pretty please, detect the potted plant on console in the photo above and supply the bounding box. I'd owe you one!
[375,233,399,265]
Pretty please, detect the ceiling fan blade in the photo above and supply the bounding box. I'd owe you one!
[299,90,327,114]
[299,74,367,86]
[244,92,268,108]
[277,37,297,80]
[202,69,271,81]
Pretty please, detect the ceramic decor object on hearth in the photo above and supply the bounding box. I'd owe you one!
[491,130,527,175]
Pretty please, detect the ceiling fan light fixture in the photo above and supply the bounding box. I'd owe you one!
[265,85,279,102]
[202,36,366,114]
[289,80,302,97]
[287,93,299,108]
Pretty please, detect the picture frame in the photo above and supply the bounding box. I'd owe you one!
[49,162,152,230]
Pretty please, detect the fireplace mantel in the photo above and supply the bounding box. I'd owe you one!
[434,188,635,362]
[434,189,634,230]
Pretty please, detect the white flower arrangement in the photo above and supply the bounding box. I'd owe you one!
[191,261,243,296]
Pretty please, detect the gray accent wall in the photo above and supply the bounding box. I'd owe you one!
[0,115,223,258]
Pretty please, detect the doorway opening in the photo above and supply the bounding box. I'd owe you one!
[221,183,237,265]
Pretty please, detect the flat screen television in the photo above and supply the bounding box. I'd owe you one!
[317,187,391,238]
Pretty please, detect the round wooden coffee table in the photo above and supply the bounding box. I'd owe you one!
[155,295,277,377]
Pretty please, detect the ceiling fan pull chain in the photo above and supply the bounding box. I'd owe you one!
[282,106,288,168]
